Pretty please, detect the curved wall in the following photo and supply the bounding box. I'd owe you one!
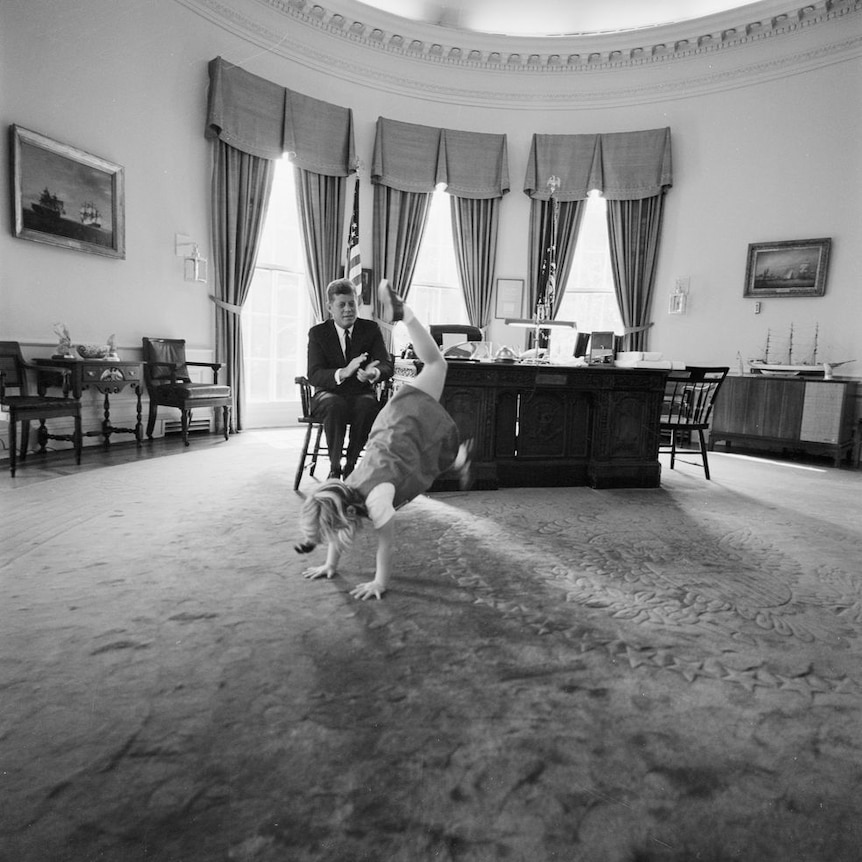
[1,0,860,378]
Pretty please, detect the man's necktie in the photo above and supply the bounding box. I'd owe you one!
[344,329,352,361]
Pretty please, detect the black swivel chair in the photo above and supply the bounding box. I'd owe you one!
[574,332,591,358]
[429,325,483,347]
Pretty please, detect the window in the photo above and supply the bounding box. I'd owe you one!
[556,192,623,336]
[242,159,312,425]
[391,189,467,353]
[243,180,469,418]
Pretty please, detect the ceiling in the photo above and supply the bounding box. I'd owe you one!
[349,0,763,36]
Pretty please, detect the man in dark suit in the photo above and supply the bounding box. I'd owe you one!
[307,278,393,479]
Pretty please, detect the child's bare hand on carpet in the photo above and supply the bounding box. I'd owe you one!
[350,581,386,601]
[303,564,337,580]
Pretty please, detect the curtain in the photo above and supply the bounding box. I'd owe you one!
[211,140,275,433]
[371,117,508,329]
[371,118,508,197]
[523,127,672,343]
[607,194,666,352]
[450,196,500,331]
[524,129,671,200]
[206,56,357,398]
[295,168,347,323]
[527,197,585,319]
[207,57,355,171]
[371,184,433,331]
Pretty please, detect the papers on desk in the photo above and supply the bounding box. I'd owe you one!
[615,351,686,370]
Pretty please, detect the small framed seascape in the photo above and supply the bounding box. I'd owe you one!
[11,125,125,259]
[743,238,830,298]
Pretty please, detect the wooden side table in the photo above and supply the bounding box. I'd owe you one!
[35,357,143,447]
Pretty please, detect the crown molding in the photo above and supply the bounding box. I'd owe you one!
[177,0,862,107]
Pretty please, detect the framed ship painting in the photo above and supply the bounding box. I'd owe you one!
[743,238,830,298]
[10,125,125,259]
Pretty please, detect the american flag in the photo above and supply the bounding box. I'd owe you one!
[538,196,558,313]
[346,180,362,299]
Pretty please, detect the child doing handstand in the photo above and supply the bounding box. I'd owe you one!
[295,280,471,600]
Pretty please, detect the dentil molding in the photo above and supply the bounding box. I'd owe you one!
[177,0,862,106]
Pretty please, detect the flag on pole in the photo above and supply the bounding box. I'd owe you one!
[546,198,558,311]
[346,180,362,300]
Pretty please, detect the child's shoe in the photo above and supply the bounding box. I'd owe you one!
[453,438,475,491]
[378,279,404,323]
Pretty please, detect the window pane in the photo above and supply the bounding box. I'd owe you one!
[557,194,624,335]
[412,191,460,288]
[246,358,272,402]
[394,189,467,352]
[242,158,312,405]
[256,163,303,270]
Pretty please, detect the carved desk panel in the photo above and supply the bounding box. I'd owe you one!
[394,360,667,489]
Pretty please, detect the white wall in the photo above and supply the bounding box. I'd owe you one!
[2,0,860,380]
[1,0,216,352]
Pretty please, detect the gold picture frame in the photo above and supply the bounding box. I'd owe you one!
[11,124,125,259]
[743,238,830,298]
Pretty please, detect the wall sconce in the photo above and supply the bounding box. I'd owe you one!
[668,276,689,315]
[184,244,207,283]
[175,233,208,283]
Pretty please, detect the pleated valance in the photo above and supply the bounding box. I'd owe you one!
[372,117,509,200]
[206,57,355,176]
[524,127,672,200]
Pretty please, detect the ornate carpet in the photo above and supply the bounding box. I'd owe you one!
[2,433,861,861]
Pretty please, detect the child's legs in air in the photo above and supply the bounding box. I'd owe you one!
[400,300,472,481]
[401,305,447,403]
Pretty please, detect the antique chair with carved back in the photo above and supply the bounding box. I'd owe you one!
[0,341,82,476]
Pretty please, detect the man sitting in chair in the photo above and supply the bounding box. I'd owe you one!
[306,278,393,479]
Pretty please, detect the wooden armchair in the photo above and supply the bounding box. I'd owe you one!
[293,374,391,490]
[0,341,82,476]
[660,366,729,479]
[141,338,232,446]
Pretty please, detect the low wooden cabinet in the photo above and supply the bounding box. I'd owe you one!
[709,375,857,466]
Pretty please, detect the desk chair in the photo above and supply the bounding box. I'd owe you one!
[574,332,591,358]
[429,325,483,347]
[0,341,82,476]
[141,338,232,446]
[659,366,729,480]
[293,375,390,490]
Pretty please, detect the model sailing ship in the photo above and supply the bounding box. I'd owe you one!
[747,324,853,377]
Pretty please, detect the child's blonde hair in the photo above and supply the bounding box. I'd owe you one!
[295,480,367,553]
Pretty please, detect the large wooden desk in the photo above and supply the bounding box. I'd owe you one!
[395,360,668,489]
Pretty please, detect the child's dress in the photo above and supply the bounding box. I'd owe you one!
[346,384,460,525]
